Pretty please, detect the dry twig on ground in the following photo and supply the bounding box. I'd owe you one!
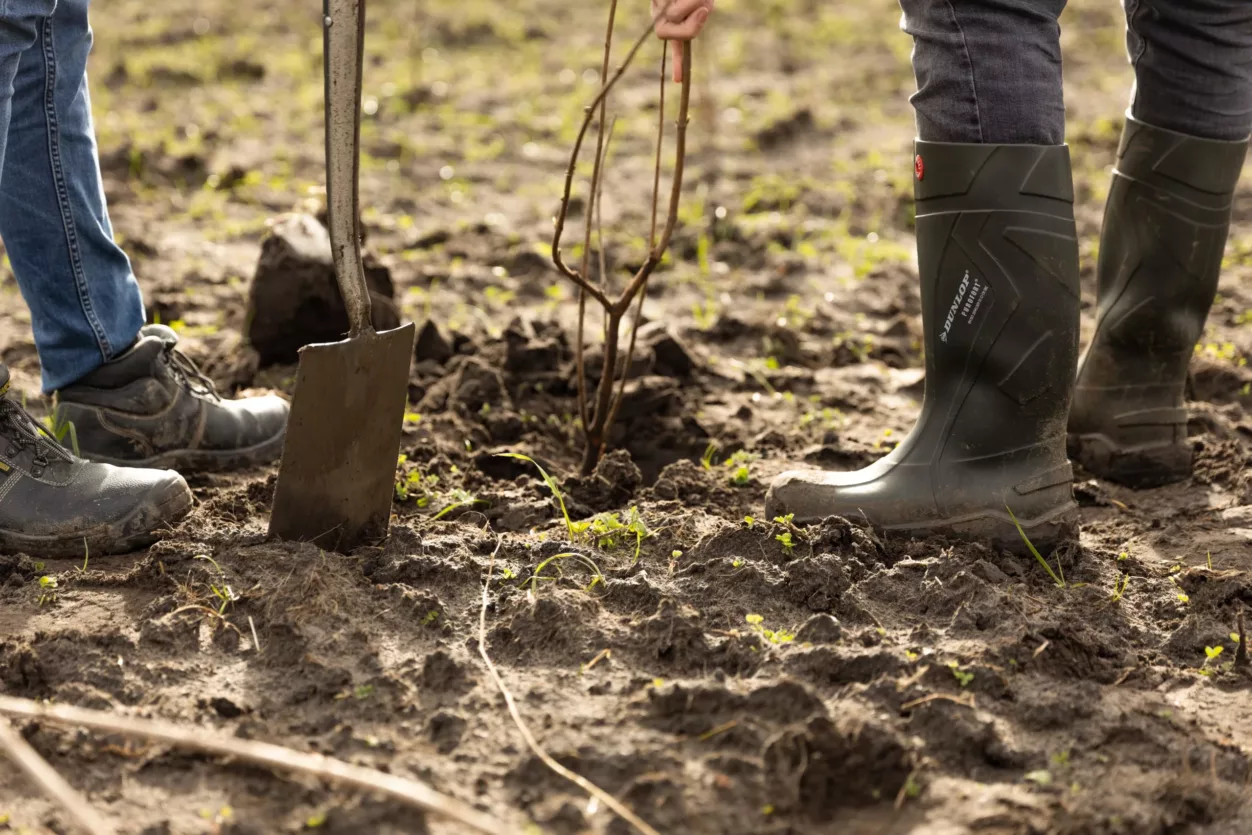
[0,695,506,834]
[0,717,114,835]
[477,540,662,835]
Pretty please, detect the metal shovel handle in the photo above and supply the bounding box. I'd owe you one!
[324,0,372,336]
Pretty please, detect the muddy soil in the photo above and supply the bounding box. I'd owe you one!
[2,0,1252,833]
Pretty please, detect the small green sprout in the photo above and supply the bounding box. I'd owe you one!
[1050,750,1071,768]
[947,661,974,687]
[744,613,795,644]
[743,515,755,528]
[731,558,744,568]
[1025,770,1053,787]
[38,575,57,590]
[497,453,573,540]
[700,442,718,470]
[1007,504,1065,588]
[775,531,794,551]
[1110,574,1130,603]
[354,684,374,700]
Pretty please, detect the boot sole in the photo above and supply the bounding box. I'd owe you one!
[84,429,286,475]
[1066,432,1191,489]
[877,503,1079,557]
[784,502,1078,557]
[0,478,193,558]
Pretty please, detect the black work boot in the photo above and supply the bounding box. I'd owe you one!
[766,142,1081,551]
[54,325,289,473]
[0,365,192,557]
[1067,116,1249,488]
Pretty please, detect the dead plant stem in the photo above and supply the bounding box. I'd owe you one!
[0,696,506,834]
[477,541,660,835]
[0,717,114,835]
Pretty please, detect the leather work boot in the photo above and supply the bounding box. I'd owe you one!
[55,325,289,473]
[0,364,192,557]
[1067,116,1249,488]
[766,142,1082,551]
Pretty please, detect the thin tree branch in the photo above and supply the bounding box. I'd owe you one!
[612,41,693,317]
[605,48,669,439]
[550,3,672,291]
[650,41,668,249]
[0,696,507,835]
[0,718,113,835]
[477,542,661,835]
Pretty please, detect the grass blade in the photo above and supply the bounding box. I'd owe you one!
[1006,504,1065,588]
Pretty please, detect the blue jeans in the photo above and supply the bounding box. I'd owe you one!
[900,0,1252,144]
[0,0,144,392]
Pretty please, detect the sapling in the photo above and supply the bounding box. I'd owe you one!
[550,0,695,473]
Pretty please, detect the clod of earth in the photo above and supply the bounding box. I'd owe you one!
[245,212,399,365]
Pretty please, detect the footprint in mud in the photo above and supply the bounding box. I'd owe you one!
[906,700,1027,777]
[625,598,760,676]
[762,705,916,816]
[488,591,608,665]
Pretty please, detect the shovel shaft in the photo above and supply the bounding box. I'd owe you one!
[324,0,372,336]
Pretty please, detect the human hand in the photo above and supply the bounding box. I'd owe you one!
[652,0,712,82]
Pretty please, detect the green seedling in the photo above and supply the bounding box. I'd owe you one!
[527,552,604,597]
[745,613,795,645]
[430,488,482,520]
[497,453,573,540]
[947,660,974,687]
[775,531,794,552]
[41,407,80,457]
[1024,769,1053,787]
[210,584,235,614]
[1050,750,1071,768]
[569,506,650,559]
[1207,550,1213,570]
[1110,574,1130,603]
[1199,645,1226,677]
[743,515,755,528]
[701,442,718,470]
[194,553,225,575]
[354,684,374,700]
[1117,550,1129,561]
[79,539,89,573]
[306,811,328,828]
[421,610,440,627]
[731,558,744,568]
[723,450,759,487]
[669,549,683,574]
[1006,504,1065,588]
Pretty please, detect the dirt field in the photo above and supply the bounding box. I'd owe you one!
[2,0,1252,832]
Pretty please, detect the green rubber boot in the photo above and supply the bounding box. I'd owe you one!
[1067,116,1249,488]
[766,142,1081,551]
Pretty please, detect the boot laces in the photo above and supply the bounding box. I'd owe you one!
[0,396,72,469]
[164,345,221,402]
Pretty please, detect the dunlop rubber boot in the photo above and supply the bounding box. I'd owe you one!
[1067,116,1249,487]
[766,142,1081,552]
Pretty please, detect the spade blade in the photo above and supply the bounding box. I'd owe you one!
[268,323,414,552]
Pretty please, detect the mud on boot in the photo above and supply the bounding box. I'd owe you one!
[0,365,192,557]
[53,325,289,473]
[1067,116,1249,488]
[766,142,1082,554]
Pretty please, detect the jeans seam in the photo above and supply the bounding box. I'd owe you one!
[939,0,983,143]
[40,14,113,360]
